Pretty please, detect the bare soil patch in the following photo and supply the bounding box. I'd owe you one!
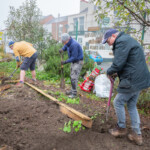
[0,80,149,150]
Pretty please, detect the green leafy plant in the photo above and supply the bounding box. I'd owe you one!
[92,0,150,44]
[66,97,80,104]
[57,93,80,104]
[61,120,85,133]
[63,120,72,133]
[58,93,67,102]
[73,120,85,132]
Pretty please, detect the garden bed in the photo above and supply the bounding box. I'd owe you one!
[0,79,150,150]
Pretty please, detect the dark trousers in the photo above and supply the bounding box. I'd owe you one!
[70,60,83,95]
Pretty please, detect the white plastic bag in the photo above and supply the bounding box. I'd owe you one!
[94,74,111,98]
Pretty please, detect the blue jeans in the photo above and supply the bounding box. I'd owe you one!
[113,91,141,134]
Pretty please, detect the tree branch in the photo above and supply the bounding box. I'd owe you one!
[116,0,150,26]
[131,0,144,18]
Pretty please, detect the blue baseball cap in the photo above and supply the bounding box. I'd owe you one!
[102,29,118,44]
[8,41,15,47]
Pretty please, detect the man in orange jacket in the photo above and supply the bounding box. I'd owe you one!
[8,41,38,87]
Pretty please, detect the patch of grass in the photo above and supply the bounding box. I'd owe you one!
[66,97,80,104]
[85,93,107,102]
[54,91,61,96]
[26,70,52,81]
[0,61,20,78]
[43,79,60,86]
[0,60,59,81]
[58,93,80,104]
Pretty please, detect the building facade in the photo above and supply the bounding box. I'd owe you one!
[42,0,150,52]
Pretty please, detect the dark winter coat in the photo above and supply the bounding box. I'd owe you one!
[107,32,150,93]
[62,37,83,63]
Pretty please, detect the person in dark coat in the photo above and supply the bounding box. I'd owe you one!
[59,33,83,98]
[102,29,150,145]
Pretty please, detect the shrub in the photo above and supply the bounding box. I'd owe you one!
[43,43,94,79]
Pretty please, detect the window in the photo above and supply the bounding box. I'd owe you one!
[59,24,63,37]
[78,38,82,44]
[73,18,78,31]
[79,17,84,31]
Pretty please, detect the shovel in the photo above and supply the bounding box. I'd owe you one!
[1,68,18,85]
[1,61,22,85]
[60,53,65,89]
[106,77,114,121]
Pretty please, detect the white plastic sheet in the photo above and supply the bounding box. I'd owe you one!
[94,74,111,98]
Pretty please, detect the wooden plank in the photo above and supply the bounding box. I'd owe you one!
[1,80,19,84]
[25,82,93,128]
[59,105,92,128]
[0,85,11,92]
[59,102,91,121]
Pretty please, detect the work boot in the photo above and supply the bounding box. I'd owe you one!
[65,90,72,95]
[109,124,127,137]
[128,131,143,146]
[15,82,24,88]
[68,94,77,99]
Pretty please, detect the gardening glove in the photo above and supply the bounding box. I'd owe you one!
[59,49,64,54]
[111,73,118,80]
[61,61,67,65]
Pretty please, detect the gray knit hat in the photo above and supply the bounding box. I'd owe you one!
[61,33,70,43]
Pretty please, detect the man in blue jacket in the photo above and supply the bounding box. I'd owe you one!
[59,33,83,98]
[102,29,150,145]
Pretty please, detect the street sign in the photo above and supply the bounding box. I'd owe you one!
[103,17,110,25]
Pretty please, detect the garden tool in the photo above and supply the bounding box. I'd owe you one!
[1,68,18,85]
[106,77,114,121]
[60,53,65,89]
[1,62,22,85]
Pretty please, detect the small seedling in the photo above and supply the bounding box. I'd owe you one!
[73,120,85,132]
[91,113,99,120]
[61,120,85,133]
[55,91,60,96]
[63,120,72,133]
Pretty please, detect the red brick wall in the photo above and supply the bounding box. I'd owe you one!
[52,20,68,41]
[40,15,54,25]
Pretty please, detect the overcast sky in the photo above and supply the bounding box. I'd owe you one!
[0,0,81,30]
